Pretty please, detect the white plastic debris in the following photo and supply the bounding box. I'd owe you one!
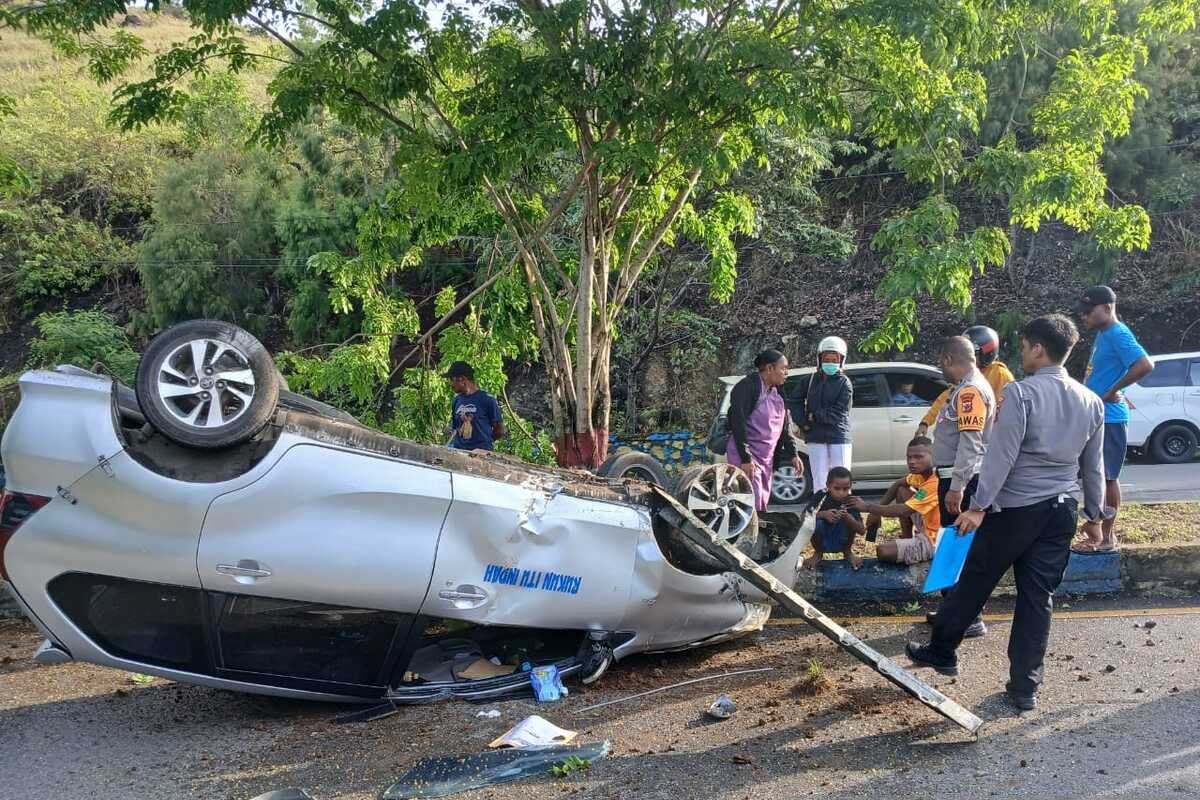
[706,694,738,720]
[488,715,578,748]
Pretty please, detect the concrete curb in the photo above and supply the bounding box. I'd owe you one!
[796,543,1200,602]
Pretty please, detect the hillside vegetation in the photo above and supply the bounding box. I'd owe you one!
[1,9,1198,446]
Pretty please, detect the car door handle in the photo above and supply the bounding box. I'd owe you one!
[216,562,272,578]
[438,588,488,602]
[438,585,490,609]
[893,416,915,423]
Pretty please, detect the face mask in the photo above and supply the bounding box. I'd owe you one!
[821,362,839,376]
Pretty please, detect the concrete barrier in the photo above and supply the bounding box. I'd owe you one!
[795,547,1156,603]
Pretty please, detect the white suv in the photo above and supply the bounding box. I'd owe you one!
[709,362,948,503]
[1124,351,1200,463]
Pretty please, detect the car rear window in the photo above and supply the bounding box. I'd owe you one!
[1139,358,1189,388]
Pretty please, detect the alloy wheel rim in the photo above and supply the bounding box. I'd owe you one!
[156,338,256,429]
[683,463,756,540]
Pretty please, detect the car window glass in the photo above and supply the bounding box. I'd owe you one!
[1191,360,1200,387]
[1139,358,1188,388]
[884,373,944,405]
[848,372,882,408]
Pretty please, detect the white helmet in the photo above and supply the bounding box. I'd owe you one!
[817,335,848,361]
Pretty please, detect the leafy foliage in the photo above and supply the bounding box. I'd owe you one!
[27,310,140,383]
[0,200,134,315]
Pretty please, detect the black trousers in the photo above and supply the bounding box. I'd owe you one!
[929,495,1077,695]
[937,473,979,528]
[936,473,981,621]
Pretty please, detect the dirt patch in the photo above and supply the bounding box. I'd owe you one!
[791,659,840,698]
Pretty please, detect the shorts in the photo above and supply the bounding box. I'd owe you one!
[815,518,851,553]
[1103,423,1127,481]
[937,472,978,529]
[893,533,935,565]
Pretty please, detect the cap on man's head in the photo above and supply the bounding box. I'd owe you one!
[446,361,475,380]
[1075,285,1117,313]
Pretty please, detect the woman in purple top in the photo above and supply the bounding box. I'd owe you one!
[726,349,804,510]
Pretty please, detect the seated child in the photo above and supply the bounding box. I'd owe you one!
[849,437,940,565]
[890,378,925,407]
[802,467,865,570]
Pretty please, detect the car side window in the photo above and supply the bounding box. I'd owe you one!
[884,372,944,406]
[1139,358,1189,388]
[848,372,883,408]
[1190,360,1200,387]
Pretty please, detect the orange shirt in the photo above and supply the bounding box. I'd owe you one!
[904,472,941,541]
[921,360,1015,428]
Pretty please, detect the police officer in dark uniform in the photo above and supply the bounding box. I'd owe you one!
[906,315,1106,711]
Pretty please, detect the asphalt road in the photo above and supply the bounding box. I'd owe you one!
[3,598,1199,800]
[1117,460,1200,503]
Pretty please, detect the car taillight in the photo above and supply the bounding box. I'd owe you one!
[0,491,51,582]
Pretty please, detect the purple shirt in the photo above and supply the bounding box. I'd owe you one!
[726,378,786,510]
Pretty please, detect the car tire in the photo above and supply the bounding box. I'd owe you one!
[596,451,670,486]
[770,454,812,505]
[136,319,280,450]
[658,463,760,574]
[1148,423,1198,464]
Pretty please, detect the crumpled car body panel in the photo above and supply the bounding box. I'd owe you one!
[2,368,803,702]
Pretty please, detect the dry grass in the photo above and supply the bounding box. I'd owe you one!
[0,13,278,104]
[1114,502,1200,546]
[805,502,1200,562]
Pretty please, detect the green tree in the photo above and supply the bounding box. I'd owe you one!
[134,77,284,332]
[6,0,1197,466]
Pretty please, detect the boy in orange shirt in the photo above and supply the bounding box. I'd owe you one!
[851,437,940,564]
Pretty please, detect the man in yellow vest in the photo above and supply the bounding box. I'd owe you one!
[917,326,1014,437]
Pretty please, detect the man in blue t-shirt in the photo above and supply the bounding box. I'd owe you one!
[1077,285,1153,552]
[446,361,506,451]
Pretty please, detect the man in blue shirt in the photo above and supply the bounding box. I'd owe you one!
[446,361,506,451]
[1076,285,1153,552]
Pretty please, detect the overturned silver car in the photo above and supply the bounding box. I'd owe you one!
[1,320,813,703]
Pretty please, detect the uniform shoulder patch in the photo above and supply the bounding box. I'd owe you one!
[955,386,987,431]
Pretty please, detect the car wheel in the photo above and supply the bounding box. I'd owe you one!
[136,319,280,450]
[596,451,670,486]
[658,463,760,574]
[770,456,811,505]
[1148,423,1198,464]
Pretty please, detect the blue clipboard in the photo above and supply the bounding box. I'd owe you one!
[922,525,976,594]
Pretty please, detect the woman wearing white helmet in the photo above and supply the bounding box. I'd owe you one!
[804,335,854,491]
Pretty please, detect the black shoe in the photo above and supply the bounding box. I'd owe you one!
[963,619,987,639]
[1006,690,1037,711]
[905,642,959,676]
[925,610,937,625]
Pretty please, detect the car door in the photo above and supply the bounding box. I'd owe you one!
[1135,357,1189,421]
[1187,359,1200,420]
[197,444,452,693]
[846,369,891,479]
